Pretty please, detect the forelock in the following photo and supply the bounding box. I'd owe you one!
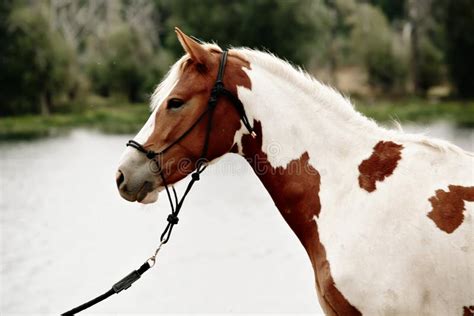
[150,55,186,110]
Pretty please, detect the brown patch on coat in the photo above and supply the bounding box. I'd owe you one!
[427,185,474,234]
[144,49,251,184]
[463,306,474,316]
[241,121,361,316]
[358,141,404,192]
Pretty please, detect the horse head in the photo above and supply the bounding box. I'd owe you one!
[116,28,251,203]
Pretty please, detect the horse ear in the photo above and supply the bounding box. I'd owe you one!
[175,27,210,65]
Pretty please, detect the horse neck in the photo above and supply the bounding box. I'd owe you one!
[234,57,389,245]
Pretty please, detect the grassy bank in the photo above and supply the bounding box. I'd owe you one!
[0,103,149,140]
[355,99,474,128]
[0,98,473,140]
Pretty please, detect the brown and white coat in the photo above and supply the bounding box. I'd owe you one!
[117,30,474,315]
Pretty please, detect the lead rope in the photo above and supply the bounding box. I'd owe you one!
[62,49,254,315]
[62,103,214,316]
[61,113,213,316]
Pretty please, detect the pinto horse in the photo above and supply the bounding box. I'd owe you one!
[116,28,474,315]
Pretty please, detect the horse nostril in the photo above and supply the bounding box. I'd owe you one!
[116,170,125,189]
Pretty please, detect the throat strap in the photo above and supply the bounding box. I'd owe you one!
[213,50,255,136]
[219,88,255,137]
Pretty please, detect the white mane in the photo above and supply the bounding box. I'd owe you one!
[150,55,184,111]
[237,48,381,131]
[237,48,471,156]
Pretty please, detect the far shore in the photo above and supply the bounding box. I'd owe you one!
[0,98,472,141]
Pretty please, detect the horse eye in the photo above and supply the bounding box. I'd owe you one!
[167,98,185,109]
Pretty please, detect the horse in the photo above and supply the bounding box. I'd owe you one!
[116,28,474,315]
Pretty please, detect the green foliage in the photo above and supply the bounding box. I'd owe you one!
[418,37,444,93]
[1,3,75,116]
[86,58,111,98]
[370,0,406,22]
[442,0,474,98]
[318,0,355,72]
[365,47,408,92]
[160,0,332,65]
[86,25,170,103]
[1,0,472,123]
[105,26,154,102]
[350,4,408,92]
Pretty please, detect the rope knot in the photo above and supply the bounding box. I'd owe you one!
[191,172,200,181]
[146,151,157,159]
[213,81,224,93]
[167,214,179,225]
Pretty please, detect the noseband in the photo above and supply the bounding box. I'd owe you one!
[126,49,255,244]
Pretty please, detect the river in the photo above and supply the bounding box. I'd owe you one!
[0,122,472,315]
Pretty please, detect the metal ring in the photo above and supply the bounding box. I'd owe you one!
[147,242,165,268]
[147,256,156,268]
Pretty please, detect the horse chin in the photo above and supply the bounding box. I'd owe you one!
[138,189,160,204]
[138,184,166,204]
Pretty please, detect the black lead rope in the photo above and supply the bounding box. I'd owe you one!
[62,49,254,315]
[61,261,153,315]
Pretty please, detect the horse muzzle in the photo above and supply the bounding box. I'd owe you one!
[116,153,162,204]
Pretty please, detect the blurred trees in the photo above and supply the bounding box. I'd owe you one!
[0,0,168,116]
[370,0,405,21]
[1,2,76,115]
[440,0,474,98]
[54,0,167,103]
[349,3,408,92]
[1,0,473,117]
[87,25,166,102]
[407,0,445,95]
[160,0,333,65]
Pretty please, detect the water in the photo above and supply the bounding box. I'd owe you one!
[0,123,472,315]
